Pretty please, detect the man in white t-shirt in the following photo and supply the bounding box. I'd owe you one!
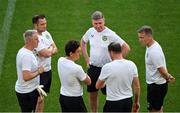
[81,11,130,112]
[96,42,140,112]
[32,14,58,112]
[137,25,175,112]
[15,30,44,112]
[57,40,91,112]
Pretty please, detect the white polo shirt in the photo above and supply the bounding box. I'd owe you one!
[35,31,54,72]
[99,59,138,101]
[145,41,167,84]
[57,57,87,96]
[15,48,39,93]
[82,27,125,67]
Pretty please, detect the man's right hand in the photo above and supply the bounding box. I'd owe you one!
[132,102,140,113]
[167,75,175,83]
[38,66,44,74]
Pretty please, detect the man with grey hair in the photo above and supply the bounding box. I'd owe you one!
[15,30,45,112]
[137,25,175,112]
[81,11,130,112]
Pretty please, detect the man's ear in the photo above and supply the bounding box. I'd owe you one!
[109,51,112,56]
[69,52,73,56]
[34,23,38,29]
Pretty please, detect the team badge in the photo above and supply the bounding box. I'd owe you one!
[102,36,108,41]
[46,34,50,39]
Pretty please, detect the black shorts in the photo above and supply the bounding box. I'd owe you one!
[87,65,106,94]
[40,70,52,93]
[147,82,168,110]
[16,90,39,112]
[59,94,87,112]
[103,97,132,112]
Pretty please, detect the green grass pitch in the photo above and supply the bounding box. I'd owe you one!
[0,0,180,112]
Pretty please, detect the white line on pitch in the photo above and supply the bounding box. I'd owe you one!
[0,0,16,77]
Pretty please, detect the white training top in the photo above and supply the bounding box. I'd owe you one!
[99,59,138,101]
[35,31,54,72]
[145,41,167,84]
[15,48,39,93]
[57,57,87,96]
[82,27,125,67]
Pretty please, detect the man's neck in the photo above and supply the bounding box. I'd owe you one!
[147,39,155,47]
[38,31,42,35]
[112,54,123,60]
[66,56,75,62]
[24,44,33,51]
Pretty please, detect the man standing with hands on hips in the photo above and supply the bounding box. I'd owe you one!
[81,11,130,112]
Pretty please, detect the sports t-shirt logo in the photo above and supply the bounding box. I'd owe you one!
[45,34,50,39]
[102,36,108,41]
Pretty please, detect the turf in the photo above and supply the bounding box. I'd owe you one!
[0,0,180,112]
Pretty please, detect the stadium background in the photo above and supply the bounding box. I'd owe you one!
[0,0,180,112]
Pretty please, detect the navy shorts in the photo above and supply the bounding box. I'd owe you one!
[87,65,106,95]
[59,94,87,112]
[103,97,132,112]
[40,70,52,93]
[147,82,168,110]
[16,90,39,112]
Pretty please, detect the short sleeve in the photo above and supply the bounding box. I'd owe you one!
[77,66,87,81]
[45,31,54,44]
[99,64,111,81]
[22,54,32,71]
[130,61,138,77]
[150,51,164,68]
[82,29,91,43]
[111,32,125,46]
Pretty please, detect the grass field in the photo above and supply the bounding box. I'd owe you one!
[0,0,180,112]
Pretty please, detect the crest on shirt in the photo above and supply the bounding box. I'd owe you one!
[102,36,108,41]
[45,34,50,39]
[91,34,94,37]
